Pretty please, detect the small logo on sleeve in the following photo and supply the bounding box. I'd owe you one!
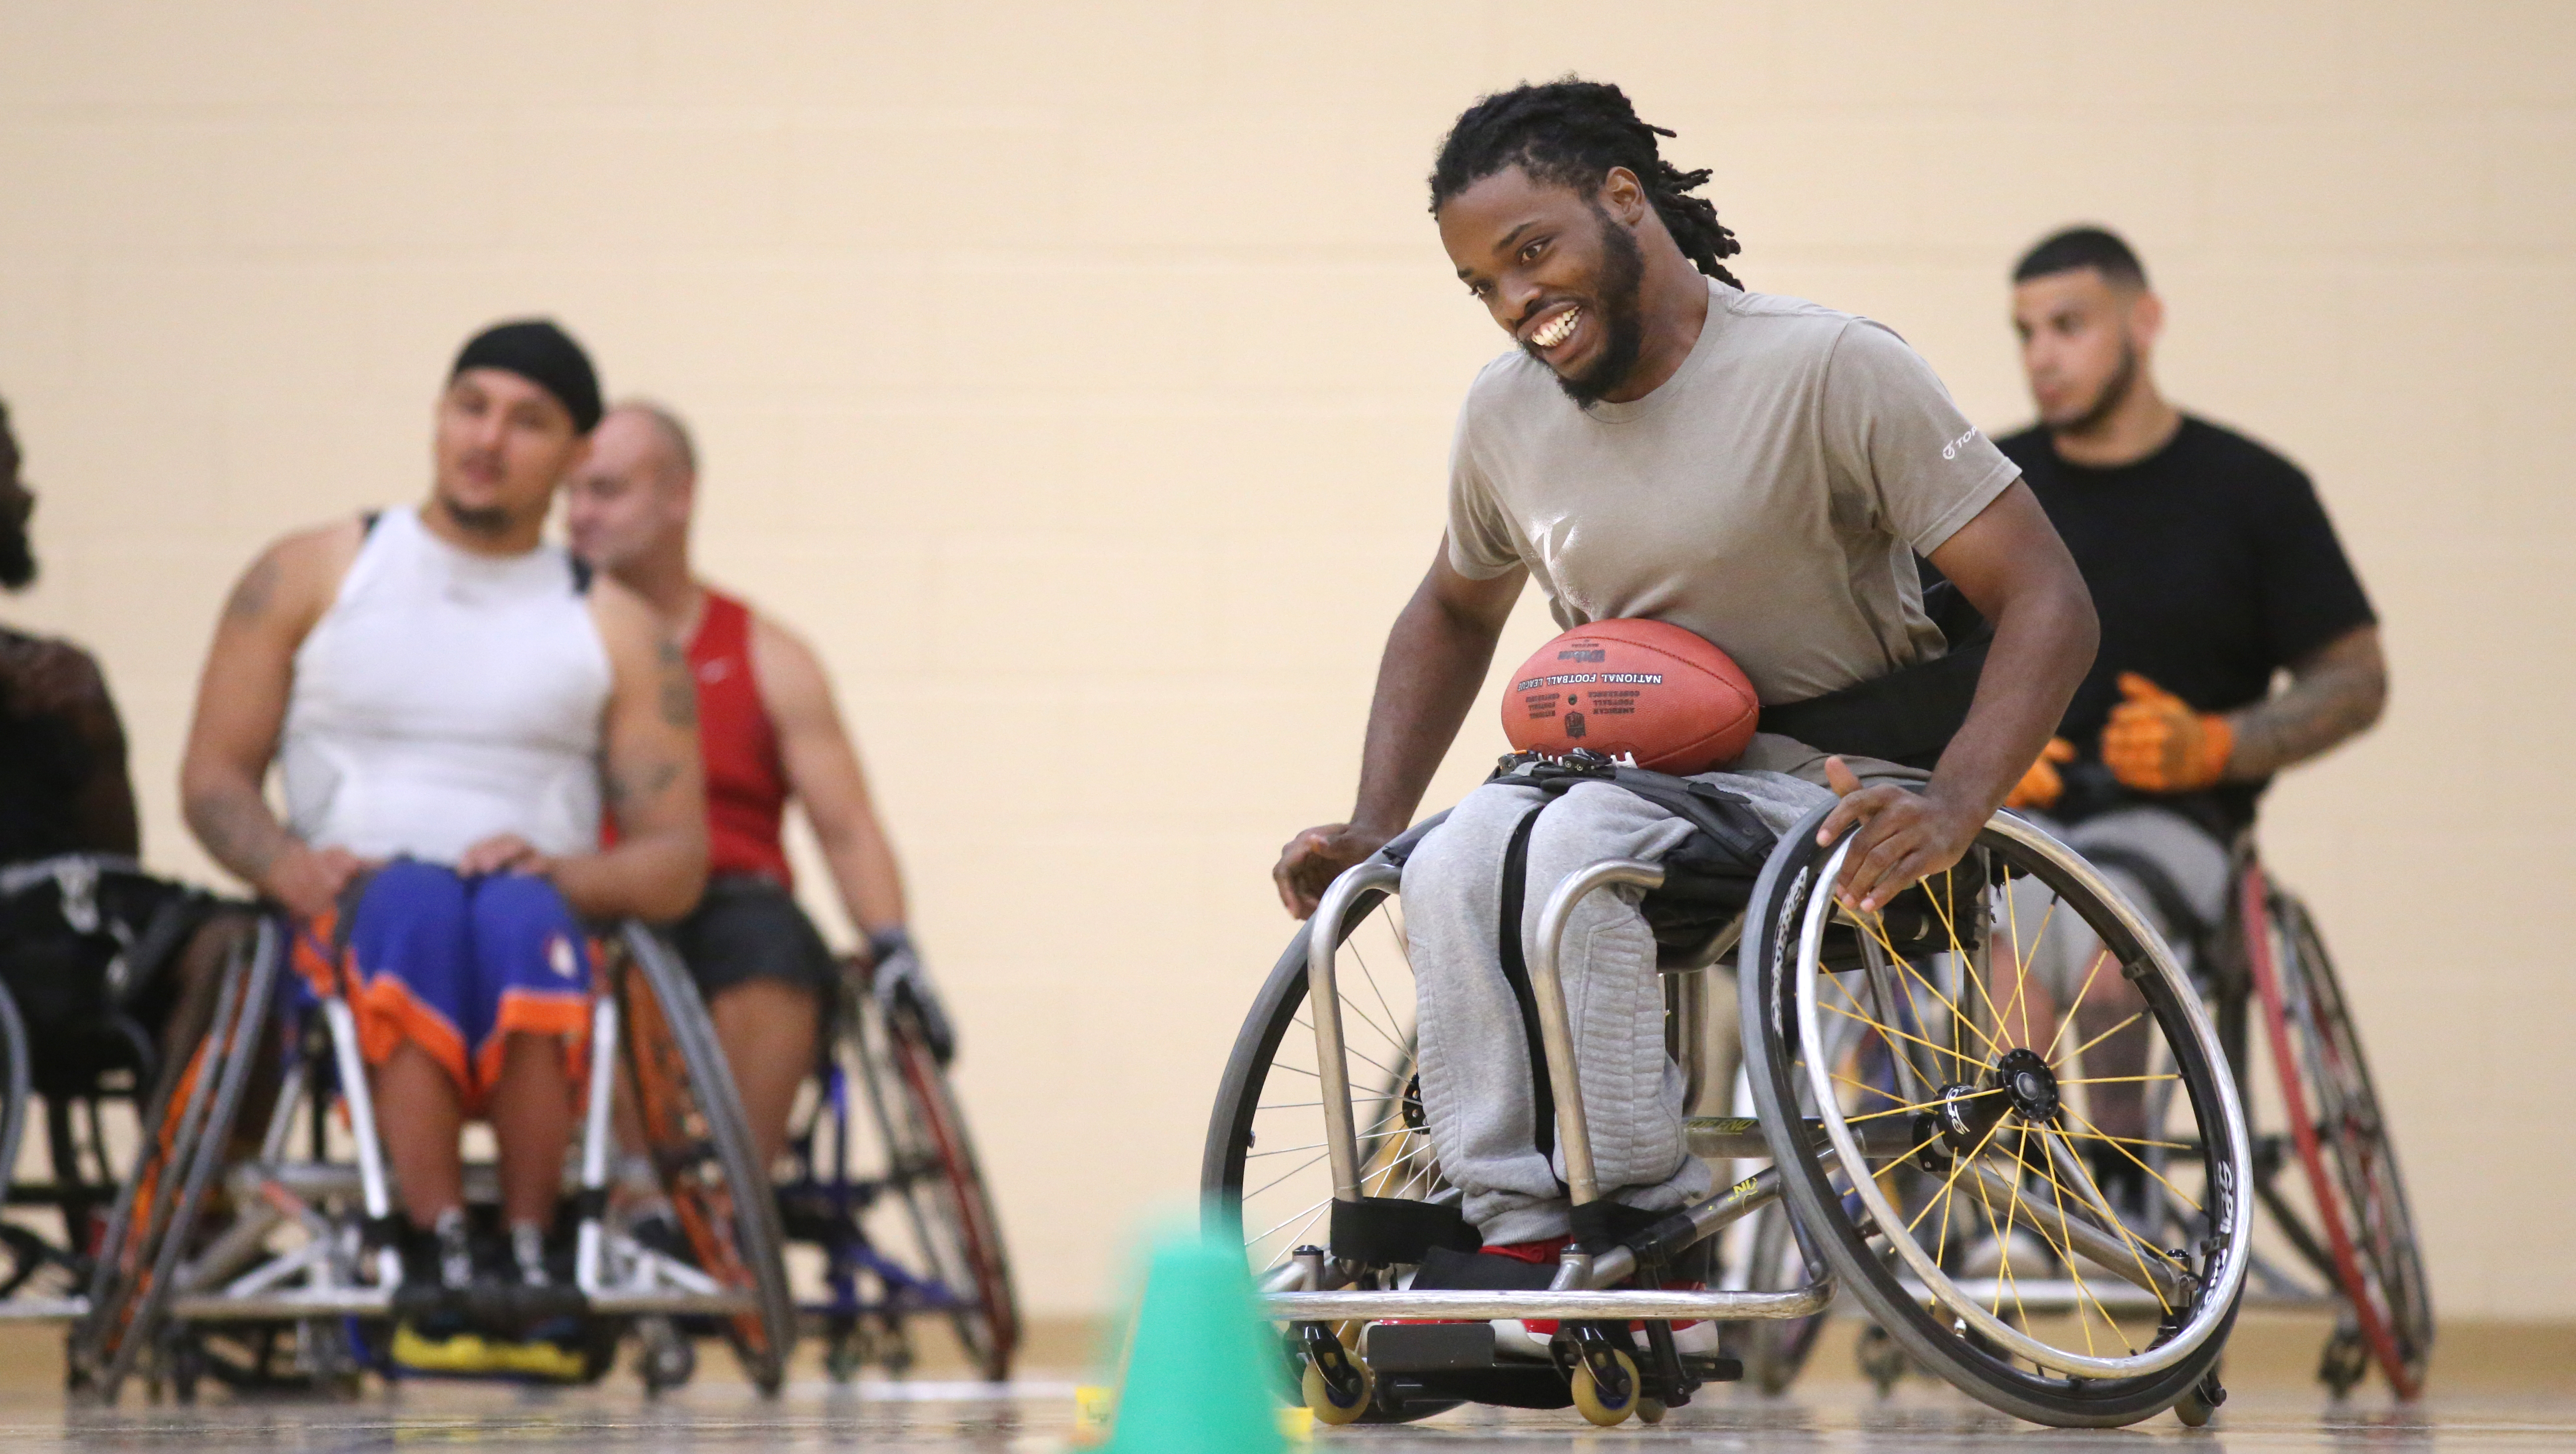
[1941,426,1982,460]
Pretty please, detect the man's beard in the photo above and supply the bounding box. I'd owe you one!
[1528,204,1648,406]
[437,494,516,537]
[0,486,35,591]
[0,524,33,592]
[2053,336,2139,436]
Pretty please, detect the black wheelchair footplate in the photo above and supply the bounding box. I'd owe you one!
[1354,1242,1743,1414]
[391,1281,591,1340]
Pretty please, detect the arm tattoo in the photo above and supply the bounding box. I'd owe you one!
[225,555,282,624]
[2226,630,2387,780]
[185,785,288,881]
[654,640,698,730]
[605,760,682,826]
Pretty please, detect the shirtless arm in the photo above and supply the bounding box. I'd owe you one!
[518,582,708,921]
[1820,481,2098,911]
[2223,623,2386,781]
[752,616,907,939]
[178,522,364,918]
[1273,545,1526,918]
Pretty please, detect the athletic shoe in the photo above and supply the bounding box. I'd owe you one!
[1394,1236,1719,1363]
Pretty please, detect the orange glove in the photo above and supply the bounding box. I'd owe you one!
[2004,737,2078,810]
[2101,673,2234,792]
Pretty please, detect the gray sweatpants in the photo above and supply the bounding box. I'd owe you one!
[1402,735,1923,1244]
[2011,806,2232,998]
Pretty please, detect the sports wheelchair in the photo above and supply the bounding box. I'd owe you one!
[1723,835,2431,1402]
[0,853,236,1327]
[65,913,795,1401]
[1207,782,2256,1429]
[772,950,1020,1381]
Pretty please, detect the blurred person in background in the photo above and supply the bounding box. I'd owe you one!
[0,397,138,864]
[1992,226,2386,1213]
[177,323,706,1377]
[565,401,938,1174]
[0,397,246,1080]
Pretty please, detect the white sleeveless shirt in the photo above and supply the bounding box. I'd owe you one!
[280,506,612,864]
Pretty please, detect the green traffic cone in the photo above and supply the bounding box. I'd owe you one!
[1101,1232,1289,1454]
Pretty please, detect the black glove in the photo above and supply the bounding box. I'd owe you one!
[869,927,957,1066]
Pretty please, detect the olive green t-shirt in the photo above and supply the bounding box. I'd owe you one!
[1447,281,2017,706]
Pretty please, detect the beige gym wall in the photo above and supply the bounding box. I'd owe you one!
[0,2,2567,1322]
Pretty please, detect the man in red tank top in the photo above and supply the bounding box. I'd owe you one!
[565,402,917,1165]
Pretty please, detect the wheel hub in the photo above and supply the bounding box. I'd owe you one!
[1990,1047,2060,1122]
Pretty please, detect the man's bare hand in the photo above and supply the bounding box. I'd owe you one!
[263,842,370,921]
[458,834,551,879]
[1273,823,1396,919]
[1813,758,1985,914]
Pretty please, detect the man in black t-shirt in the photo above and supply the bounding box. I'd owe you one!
[1999,227,2385,850]
[1985,229,2386,1213]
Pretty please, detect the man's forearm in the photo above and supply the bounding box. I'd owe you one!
[183,778,294,888]
[816,823,906,936]
[1349,589,1504,834]
[2223,627,2386,781]
[1930,584,2097,815]
[550,834,705,922]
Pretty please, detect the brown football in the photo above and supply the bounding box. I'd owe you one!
[1501,618,1760,774]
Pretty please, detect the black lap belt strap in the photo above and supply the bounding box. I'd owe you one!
[1494,804,1560,1184]
[1757,627,1992,771]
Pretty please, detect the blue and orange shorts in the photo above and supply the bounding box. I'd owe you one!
[292,859,592,1112]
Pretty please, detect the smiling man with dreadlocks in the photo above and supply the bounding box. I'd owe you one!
[1272,80,2098,1309]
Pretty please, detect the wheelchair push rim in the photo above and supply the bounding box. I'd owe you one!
[1748,809,2252,1421]
[614,925,798,1392]
[2245,874,2431,1398]
[849,978,1022,1381]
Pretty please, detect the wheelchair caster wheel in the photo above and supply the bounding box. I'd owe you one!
[166,1338,204,1405]
[1297,1322,1372,1426]
[1637,1396,1668,1425]
[296,1318,364,1399]
[1570,1347,1641,1427]
[824,1331,864,1383]
[2175,1370,2227,1428]
[637,1316,696,1394]
[1855,1323,1905,1397]
[2319,1327,2368,1398]
[1302,1355,1374,1425]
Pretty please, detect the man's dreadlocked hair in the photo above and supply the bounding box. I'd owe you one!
[1429,78,1744,289]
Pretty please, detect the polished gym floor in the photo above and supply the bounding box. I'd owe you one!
[9,1315,2570,1452]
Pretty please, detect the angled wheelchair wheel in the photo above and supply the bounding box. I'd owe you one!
[845,967,1020,1381]
[613,925,797,1393]
[2244,875,2431,1398]
[1203,855,1460,1426]
[0,980,29,1237]
[69,918,279,1402]
[1741,808,2251,1428]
